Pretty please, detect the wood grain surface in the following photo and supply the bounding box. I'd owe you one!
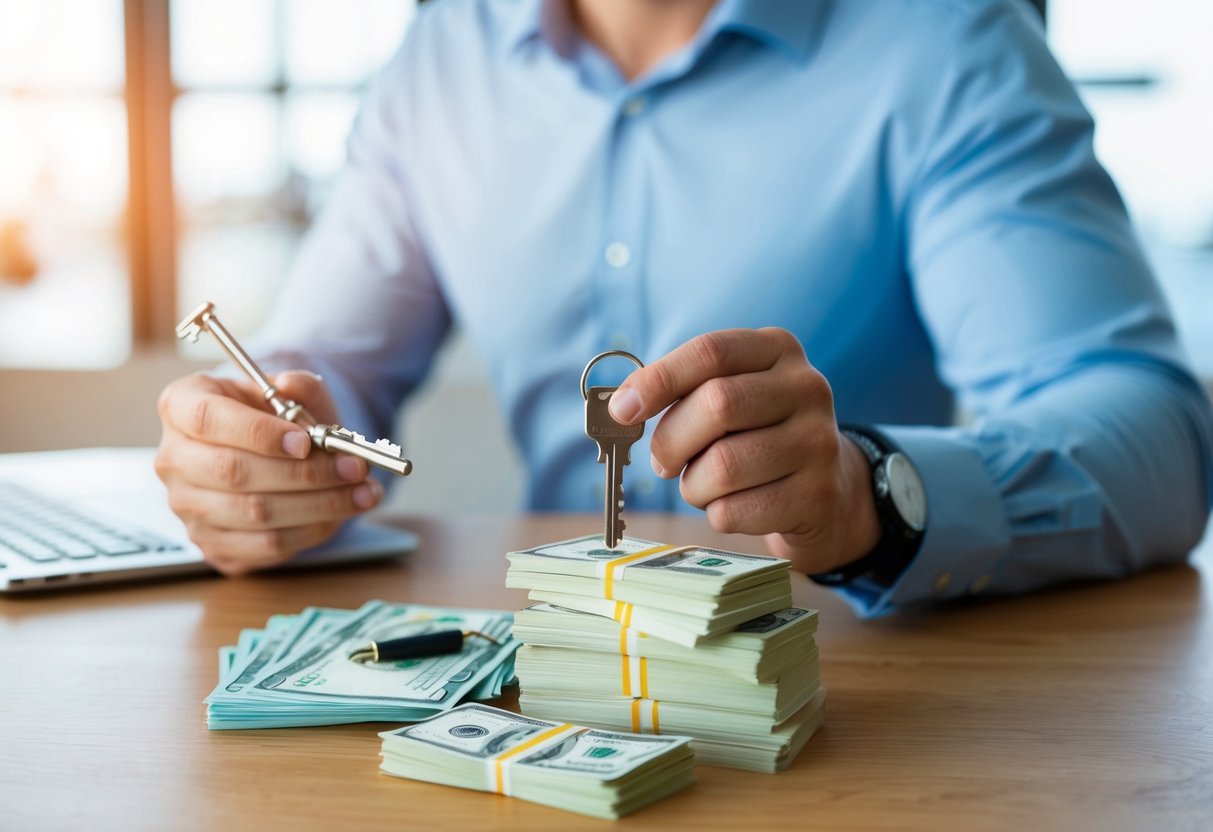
[2,513,1210,832]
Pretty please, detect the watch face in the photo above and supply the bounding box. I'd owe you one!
[884,453,927,532]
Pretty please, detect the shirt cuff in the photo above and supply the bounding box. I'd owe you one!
[831,425,1010,617]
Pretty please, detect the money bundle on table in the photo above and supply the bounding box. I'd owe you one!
[379,702,694,820]
[506,535,825,772]
[206,600,519,729]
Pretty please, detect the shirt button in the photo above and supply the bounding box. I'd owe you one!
[622,96,648,118]
[604,242,631,268]
[933,572,952,594]
[969,574,991,594]
[609,333,631,350]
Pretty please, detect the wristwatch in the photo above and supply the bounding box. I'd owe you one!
[809,426,927,588]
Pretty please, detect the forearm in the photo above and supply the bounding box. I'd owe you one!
[836,360,1213,616]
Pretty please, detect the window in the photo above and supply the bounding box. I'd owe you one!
[1048,0,1213,373]
[171,0,415,360]
[0,0,130,368]
[0,0,414,369]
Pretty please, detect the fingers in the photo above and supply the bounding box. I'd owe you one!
[168,479,383,533]
[677,424,841,535]
[676,424,808,507]
[187,521,346,576]
[154,369,377,576]
[608,327,876,572]
[648,371,802,478]
[608,328,800,425]
[703,476,824,537]
[158,374,311,459]
[274,370,341,426]
[159,436,368,493]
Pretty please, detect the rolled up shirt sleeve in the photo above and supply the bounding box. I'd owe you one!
[832,2,1213,616]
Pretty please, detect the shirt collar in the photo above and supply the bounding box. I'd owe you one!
[708,0,826,61]
[504,0,827,63]
[503,0,569,57]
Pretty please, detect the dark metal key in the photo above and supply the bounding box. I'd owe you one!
[585,387,643,549]
[581,351,647,549]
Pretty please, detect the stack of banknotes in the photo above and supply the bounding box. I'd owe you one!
[506,535,825,772]
[379,703,695,819]
[207,600,520,729]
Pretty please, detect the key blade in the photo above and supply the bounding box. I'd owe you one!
[603,449,623,549]
[585,386,642,550]
[345,429,404,459]
[604,450,628,550]
[316,425,412,477]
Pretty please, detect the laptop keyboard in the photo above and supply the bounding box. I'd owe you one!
[0,482,185,566]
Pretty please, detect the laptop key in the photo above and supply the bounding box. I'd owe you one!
[58,540,101,559]
[28,531,98,559]
[0,537,62,563]
[94,537,150,556]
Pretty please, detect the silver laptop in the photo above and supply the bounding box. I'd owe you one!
[0,447,417,593]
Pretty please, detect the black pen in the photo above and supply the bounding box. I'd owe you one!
[348,630,500,663]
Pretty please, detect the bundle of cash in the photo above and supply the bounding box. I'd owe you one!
[378,703,695,819]
[505,535,793,646]
[512,602,816,683]
[206,601,520,729]
[514,641,820,720]
[520,687,826,773]
[507,538,826,773]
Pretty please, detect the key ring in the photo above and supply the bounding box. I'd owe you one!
[581,350,645,400]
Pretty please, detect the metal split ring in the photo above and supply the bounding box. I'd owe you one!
[580,350,645,400]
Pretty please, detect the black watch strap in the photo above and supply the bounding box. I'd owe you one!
[809,426,924,588]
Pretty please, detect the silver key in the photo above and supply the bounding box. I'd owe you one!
[582,350,647,550]
[175,302,412,477]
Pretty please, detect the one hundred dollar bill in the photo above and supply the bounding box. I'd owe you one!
[507,535,790,595]
[379,703,695,819]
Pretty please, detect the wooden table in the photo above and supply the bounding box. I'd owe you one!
[3,513,1211,831]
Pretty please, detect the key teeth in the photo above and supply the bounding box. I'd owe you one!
[175,301,215,341]
[372,436,404,457]
[345,429,404,458]
[344,430,404,459]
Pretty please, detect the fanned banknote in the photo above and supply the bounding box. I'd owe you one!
[207,602,519,729]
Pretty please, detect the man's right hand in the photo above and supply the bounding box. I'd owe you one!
[154,371,384,575]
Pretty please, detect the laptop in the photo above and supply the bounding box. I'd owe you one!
[0,447,418,593]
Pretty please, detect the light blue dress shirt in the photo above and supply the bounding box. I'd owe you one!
[252,0,1213,616]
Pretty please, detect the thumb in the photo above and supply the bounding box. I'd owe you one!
[274,370,342,426]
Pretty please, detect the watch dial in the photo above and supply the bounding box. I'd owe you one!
[886,454,927,531]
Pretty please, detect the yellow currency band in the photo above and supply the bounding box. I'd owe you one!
[621,654,649,698]
[492,723,575,794]
[601,544,676,599]
[612,600,634,629]
[618,620,647,656]
[630,698,660,734]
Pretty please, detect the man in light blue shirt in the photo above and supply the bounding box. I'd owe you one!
[155,0,1213,616]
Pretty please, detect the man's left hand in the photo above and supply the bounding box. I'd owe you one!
[607,327,880,574]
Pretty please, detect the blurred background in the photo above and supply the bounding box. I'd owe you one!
[1,0,1211,512]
